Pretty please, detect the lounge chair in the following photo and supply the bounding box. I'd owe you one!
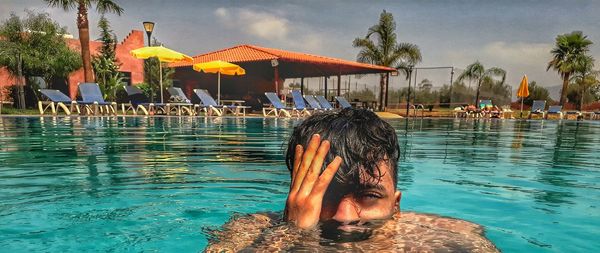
[290,90,313,116]
[304,95,322,111]
[78,83,117,115]
[37,89,80,115]
[122,85,168,115]
[564,110,582,120]
[263,92,293,117]
[166,87,198,116]
[453,106,469,118]
[335,96,353,109]
[193,89,242,116]
[315,95,334,110]
[545,105,564,119]
[528,100,546,119]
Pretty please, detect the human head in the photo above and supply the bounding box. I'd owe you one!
[285,109,401,228]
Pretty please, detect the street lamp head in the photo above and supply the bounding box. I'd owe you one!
[143,21,155,33]
[142,21,155,46]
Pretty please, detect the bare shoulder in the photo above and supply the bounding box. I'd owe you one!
[204,212,281,252]
[397,211,486,235]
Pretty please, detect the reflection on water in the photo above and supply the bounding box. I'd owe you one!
[0,117,599,252]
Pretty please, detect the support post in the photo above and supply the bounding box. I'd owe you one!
[337,74,341,97]
[300,77,304,96]
[384,72,390,109]
[449,67,454,107]
[324,76,328,99]
[274,66,279,97]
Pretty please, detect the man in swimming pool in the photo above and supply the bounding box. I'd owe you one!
[205,109,498,252]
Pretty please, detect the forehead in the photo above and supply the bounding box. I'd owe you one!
[355,161,396,191]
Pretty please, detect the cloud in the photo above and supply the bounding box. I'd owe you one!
[482,41,552,66]
[213,7,322,52]
[444,41,561,88]
[214,7,289,40]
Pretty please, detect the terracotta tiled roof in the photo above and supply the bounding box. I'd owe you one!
[169,44,395,73]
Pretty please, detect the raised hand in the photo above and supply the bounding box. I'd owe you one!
[285,134,342,229]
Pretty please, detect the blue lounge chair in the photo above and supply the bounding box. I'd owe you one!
[545,105,564,119]
[38,89,80,115]
[479,99,493,109]
[528,100,546,119]
[193,89,241,116]
[304,95,322,110]
[290,90,313,116]
[263,92,292,117]
[335,96,353,109]
[78,83,117,115]
[315,95,334,110]
[166,87,197,116]
[123,85,167,115]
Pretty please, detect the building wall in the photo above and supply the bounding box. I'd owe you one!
[66,30,144,98]
[0,30,144,101]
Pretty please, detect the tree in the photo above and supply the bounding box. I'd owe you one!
[353,10,421,110]
[0,10,81,108]
[569,55,599,110]
[457,61,506,105]
[44,0,123,83]
[523,81,552,106]
[547,31,593,106]
[92,15,121,100]
[144,38,175,102]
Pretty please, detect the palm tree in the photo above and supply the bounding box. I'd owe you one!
[547,31,593,106]
[456,61,506,105]
[44,0,123,83]
[353,10,421,110]
[571,55,599,110]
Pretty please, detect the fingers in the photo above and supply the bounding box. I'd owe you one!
[311,156,342,197]
[298,140,331,196]
[291,134,320,193]
[291,144,303,185]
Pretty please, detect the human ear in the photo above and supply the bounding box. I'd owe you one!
[394,191,401,211]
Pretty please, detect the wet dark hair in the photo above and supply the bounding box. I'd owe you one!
[285,108,399,188]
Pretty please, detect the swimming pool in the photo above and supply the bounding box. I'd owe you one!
[0,116,598,252]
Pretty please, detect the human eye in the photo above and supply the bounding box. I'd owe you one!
[356,191,383,205]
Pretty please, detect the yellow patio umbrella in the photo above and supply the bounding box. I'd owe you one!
[130,46,193,103]
[192,60,245,104]
[517,75,530,117]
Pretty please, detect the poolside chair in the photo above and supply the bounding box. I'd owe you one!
[335,96,353,109]
[78,83,117,115]
[290,90,313,116]
[263,92,293,117]
[545,105,564,119]
[37,89,80,115]
[315,95,334,110]
[304,95,324,111]
[193,89,242,116]
[122,85,168,115]
[166,87,198,116]
[528,100,546,119]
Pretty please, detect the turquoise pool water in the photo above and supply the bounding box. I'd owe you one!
[0,116,599,252]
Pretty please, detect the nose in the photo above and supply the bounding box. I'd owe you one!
[331,196,360,223]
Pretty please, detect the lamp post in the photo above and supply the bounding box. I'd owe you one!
[142,21,155,46]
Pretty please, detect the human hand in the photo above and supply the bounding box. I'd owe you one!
[284,134,342,229]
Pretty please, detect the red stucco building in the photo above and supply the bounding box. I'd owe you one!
[0,30,145,100]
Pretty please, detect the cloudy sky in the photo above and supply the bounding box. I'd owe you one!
[2,0,600,96]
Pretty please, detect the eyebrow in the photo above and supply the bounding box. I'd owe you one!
[357,182,387,192]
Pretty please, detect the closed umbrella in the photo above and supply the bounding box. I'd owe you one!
[192,60,245,104]
[517,75,529,117]
[130,46,193,103]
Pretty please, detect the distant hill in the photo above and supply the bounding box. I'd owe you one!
[547,85,562,101]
